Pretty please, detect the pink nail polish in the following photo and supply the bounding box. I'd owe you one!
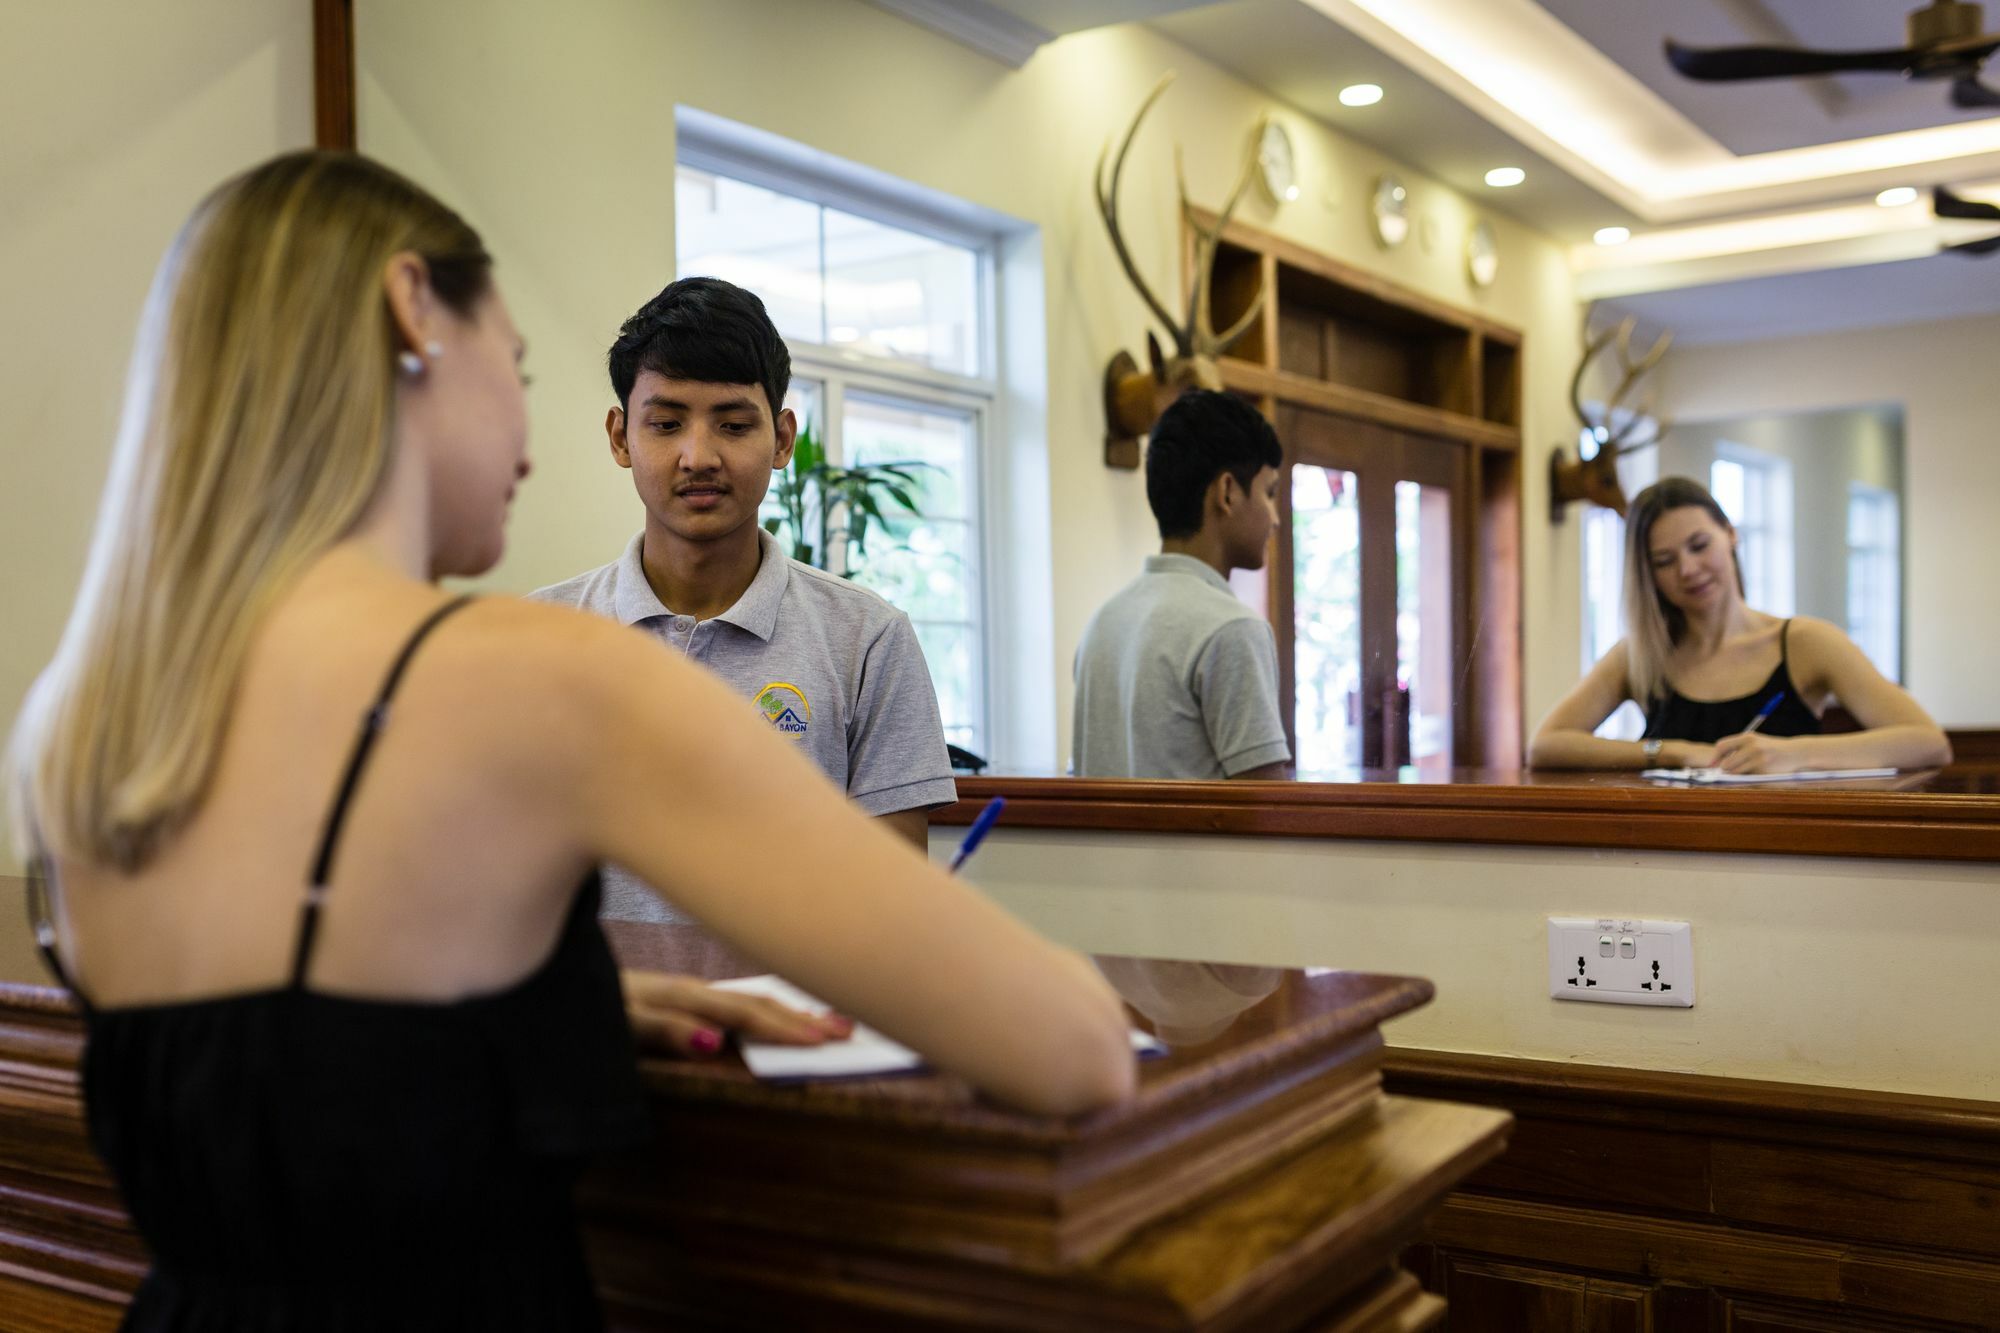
[689,1028,722,1055]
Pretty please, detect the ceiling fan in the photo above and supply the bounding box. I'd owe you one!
[1665,0,2000,109]
[1934,184,2000,253]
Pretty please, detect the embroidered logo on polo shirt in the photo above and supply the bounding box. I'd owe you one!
[754,683,811,739]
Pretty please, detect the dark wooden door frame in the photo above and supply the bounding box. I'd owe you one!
[314,0,356,151]
[1281,407,1467,770]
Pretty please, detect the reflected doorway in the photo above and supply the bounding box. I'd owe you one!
[1278,408,1463,772]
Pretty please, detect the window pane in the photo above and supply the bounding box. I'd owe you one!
[1292,465,1362,773]
[842,394,983,751]
[762,379,824,560]
[1395,481,1453,771]
[675,165,823,346]
[909,622,982,752]
[823,206,979,375]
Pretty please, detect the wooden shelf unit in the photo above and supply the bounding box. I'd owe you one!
[1184,214,1525,768]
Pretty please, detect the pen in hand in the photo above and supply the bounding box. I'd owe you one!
[1741,690,1786,737]
[947,797,1006,875]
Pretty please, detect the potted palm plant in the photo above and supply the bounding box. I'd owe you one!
[763,419,931,574]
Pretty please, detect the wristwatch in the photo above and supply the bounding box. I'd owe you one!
[1641,739,1663,765]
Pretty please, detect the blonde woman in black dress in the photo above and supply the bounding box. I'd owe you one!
[7,152,1133,1329]
[1531,477,1950,774]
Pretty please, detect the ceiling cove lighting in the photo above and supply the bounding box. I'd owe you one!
[1484,166,1526,188]
[1339,83,1384,107]
[1593,226,1631,245]
[1874,186,1919,207]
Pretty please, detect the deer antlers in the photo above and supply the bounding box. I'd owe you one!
[1095,72,1271,466]
[1551,311,1673,520]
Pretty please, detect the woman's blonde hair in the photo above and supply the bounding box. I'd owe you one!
[8,152,491,871]
[1621,476,1745,705]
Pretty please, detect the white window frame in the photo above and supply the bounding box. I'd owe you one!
[1845,482,1902,682]
[1712,445,1795,617]
[674,111,1006,757]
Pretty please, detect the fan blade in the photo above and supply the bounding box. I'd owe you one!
[1935,185,2000,220]
[1945,233,2000,255]
[1951,73,2000,106]
[1664,39,1917,81]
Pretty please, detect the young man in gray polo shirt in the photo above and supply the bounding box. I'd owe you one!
[1073,390,1291,781]
[534,277,956,924]
[1073,389,1290,1033]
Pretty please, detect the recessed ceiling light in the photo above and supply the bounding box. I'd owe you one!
[1485,167,1526,188]
[1874,186,1918,208]
[1339,84,1384,107]
[1593,226,1631,246]
[1283,185,1300,201]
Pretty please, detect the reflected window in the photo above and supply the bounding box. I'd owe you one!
[1395,481,1452,771]
[1292,466,1361,770]
[1711,449,1794,616]
[1846,483,1901,681]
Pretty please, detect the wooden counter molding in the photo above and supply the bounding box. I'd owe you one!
[1384,1050,2000,1330]
[934,771,2000,862]
[0,972,1508,1330]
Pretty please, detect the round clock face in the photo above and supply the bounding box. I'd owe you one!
[1371,174,1409,247]
[1467,219,1499,287]
[1258,120,1298,203]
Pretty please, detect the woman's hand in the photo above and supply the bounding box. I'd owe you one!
[1664,741,1718,769]
[1710,732,1805,775]
[620,969,853,1057]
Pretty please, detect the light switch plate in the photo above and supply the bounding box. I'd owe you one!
[1548,917,1694,1007]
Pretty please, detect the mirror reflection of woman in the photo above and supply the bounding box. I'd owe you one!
[1531,477,1951,774]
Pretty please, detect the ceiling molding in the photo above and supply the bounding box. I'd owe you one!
[862,0,1054,68]
[1299,0,2000,221]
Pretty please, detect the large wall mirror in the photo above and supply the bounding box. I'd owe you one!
[338,2,1985,792]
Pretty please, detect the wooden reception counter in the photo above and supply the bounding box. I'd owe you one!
[0,969,1507,1330]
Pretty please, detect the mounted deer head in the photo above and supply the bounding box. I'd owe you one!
[1095,73,1269,468]
[1550,311,1673,521]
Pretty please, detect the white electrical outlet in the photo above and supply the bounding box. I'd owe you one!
[1547,917,1694,1008]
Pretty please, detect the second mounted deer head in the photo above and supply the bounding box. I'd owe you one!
[1550,311,1673,521]
[1095,73,1269,468]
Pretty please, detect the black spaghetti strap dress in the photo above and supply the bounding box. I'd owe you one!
[29,598,649,1330]
[1642,617,1823,745]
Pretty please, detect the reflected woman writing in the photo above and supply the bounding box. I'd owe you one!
[1531,477,1950,774]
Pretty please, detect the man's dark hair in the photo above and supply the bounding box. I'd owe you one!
[1144,390,1282,539]
[607,276,791,417]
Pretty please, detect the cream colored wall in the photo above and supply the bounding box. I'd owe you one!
[0,1,313,875]
[932,827,2000,1101]
[354,0,1587,764]
[1665,315,2000,726]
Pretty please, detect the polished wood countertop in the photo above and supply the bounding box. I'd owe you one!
[933,767,2000,862]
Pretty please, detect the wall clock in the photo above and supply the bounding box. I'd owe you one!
[1371,174,1409,247]
[1258,120,1298,204]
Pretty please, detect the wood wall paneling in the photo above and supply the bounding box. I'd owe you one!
[1384,1049,2000,1330]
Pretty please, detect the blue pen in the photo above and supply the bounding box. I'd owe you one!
[947,797,1007,874]
[1743,691,1786,735]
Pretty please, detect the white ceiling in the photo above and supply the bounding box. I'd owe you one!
[1541,0,2000,156]
[887,0,2000,343]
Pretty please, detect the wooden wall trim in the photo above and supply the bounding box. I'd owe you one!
[313,0,355,151]
[1383,1048,2000,1145]
[1383,1048,2000,1329]
[935,775,2000,863]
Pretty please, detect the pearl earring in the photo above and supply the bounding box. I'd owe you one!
[397,350,425,377]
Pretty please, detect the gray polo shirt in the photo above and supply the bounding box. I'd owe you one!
[1072,554,1290,780]
[532,528,957,922]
